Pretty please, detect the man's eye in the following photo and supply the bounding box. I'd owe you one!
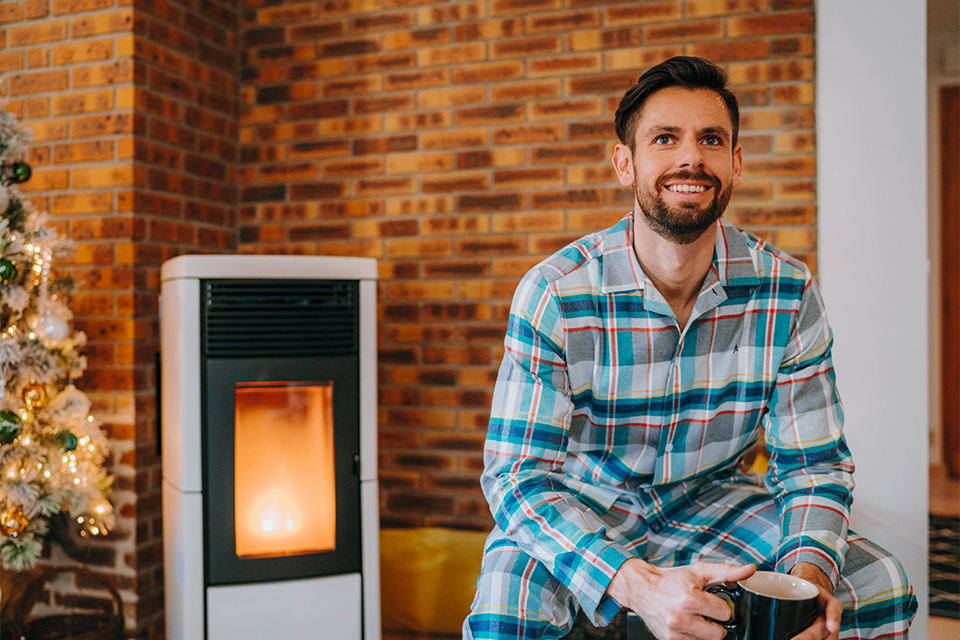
[654,135,672,144]
[703,135,722,146]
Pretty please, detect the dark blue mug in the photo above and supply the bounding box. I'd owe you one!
[706,571,822,640]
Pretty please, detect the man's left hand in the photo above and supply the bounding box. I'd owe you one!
[789,562,842,640]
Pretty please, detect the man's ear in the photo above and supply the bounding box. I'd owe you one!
[731,144,743,189]
[611,143,635,187]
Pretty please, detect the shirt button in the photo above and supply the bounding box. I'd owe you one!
[664,443,673,452]
[649,521,663,534]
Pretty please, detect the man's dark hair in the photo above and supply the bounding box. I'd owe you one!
[614,56,740,151]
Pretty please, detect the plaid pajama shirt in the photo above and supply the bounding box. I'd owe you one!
[466,212,917,639]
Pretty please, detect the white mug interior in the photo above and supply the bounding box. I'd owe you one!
[738,571,819,600]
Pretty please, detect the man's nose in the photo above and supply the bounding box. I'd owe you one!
[677,137,704,168]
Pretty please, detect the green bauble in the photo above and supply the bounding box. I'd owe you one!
[11,162,30,184]
[59,430,78,452]
[0,409,21,445]
[0,259,16,285]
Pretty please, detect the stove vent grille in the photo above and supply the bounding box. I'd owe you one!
[202,279,359,358]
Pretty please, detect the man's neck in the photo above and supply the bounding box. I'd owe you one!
[633,213,717,329]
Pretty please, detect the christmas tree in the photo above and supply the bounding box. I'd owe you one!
[0,106,114,570]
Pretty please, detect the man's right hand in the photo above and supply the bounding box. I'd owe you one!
[606,558,756,640]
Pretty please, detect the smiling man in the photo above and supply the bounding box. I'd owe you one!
[464,57,917,640]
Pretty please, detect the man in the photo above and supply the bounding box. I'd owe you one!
[464,57,917,640]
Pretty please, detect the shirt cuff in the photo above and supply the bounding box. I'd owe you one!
[557,540,632,624]
[774,534,847,588]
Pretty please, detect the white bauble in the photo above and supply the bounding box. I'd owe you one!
[39,310,70,341]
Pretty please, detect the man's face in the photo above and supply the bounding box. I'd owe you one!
[612,86,742,245]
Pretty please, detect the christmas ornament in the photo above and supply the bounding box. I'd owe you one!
[0,258,16,284]
[1,161,31,185]
[21,382,46,408]
[0,409,21,444]
[36,310,69,342]
[59,430,77,452]
[0,506,28,537]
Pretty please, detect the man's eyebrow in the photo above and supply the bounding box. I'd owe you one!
[646,125,681,137]
[700,126,732,140]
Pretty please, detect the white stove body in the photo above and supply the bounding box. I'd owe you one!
[161,255,380,640]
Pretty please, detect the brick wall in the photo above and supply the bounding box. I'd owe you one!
[0,0,238,636]
[130,0,239,636]
[238,0,817,532]
[2,0,816,636]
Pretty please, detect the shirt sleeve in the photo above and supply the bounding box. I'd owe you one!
[762,273,855,587]
[480,270,631,623]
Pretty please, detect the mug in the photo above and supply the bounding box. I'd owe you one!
[706,571,822,640]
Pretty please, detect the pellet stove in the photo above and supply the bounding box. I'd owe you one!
[161,255,380,640]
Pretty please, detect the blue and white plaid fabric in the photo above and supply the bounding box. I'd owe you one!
[468,212,915,637]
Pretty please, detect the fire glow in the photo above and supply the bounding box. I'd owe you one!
[234,382,337,558]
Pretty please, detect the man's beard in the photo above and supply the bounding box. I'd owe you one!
[635,169,733,245]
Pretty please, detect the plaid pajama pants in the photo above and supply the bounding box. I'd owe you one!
[464,473,917,639]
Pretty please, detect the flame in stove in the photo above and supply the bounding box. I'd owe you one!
[259,506,295,533]
[252,488,301,535]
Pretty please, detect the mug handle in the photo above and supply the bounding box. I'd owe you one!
[704,583,739,632]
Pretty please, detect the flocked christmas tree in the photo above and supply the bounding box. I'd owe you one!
[0,106,114,570]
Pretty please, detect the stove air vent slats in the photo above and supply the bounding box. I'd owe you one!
[202,279,359,358]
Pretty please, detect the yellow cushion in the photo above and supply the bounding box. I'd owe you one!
[380,527,488,634]
[748,451,770,474]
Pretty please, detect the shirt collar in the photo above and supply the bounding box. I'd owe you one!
[599,212,759,295]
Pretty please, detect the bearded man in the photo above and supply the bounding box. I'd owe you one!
[464,57,917,640]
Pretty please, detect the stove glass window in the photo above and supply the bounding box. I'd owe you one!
[234,381,336,558]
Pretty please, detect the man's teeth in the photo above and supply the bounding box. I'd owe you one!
[667,184,707,193]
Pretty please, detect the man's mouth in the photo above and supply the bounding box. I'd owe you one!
[665,184,709,194]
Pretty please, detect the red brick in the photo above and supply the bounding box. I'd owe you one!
[644,19,723,44]
[454,18,521,41]
[491,0,560,15]
[454,61,524,84]
[9,69,69,94]
[491,34,561,58]
[527,9,599,32]
[528,53,602,77]
[385,68,449,91]
[416,42,486,66]
[685,0,767,17]
[530,98,603,120]
[384,26,450,49]
[688,39,769,61]
[603,2,681,25]
[492,124,563,145]
[491,79,561,102]
[418,1,486,24]
[728,11,813,37]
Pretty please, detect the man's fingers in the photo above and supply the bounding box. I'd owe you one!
[823,594,843,638]
[688,563,755,623]
[693,561,757,586]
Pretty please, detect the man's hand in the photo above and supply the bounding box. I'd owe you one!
[788,562,842,640]
[607,558,755,640]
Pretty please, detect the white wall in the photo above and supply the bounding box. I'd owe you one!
[816,1,929,637]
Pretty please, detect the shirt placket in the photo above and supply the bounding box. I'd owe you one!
[654,278,727,486]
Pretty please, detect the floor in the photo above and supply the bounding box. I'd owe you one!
[930,465,960,640]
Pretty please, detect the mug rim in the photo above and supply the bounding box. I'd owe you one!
[737,571,819,601]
